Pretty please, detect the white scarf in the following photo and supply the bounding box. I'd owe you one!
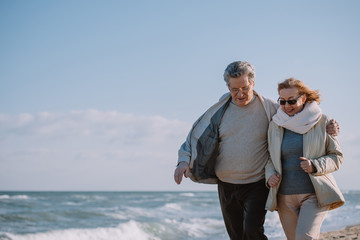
[272,101,322,134]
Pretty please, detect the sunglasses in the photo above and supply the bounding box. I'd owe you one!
[278,95,303,105]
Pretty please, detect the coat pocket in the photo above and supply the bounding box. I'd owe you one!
[309,174,345,210]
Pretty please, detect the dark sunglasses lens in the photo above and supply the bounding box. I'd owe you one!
[279,100,297,105]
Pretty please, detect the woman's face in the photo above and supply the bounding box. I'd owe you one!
[279,88,307,116]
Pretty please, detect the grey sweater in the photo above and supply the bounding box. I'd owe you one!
[177,91,278,184]
[216,97,270,184]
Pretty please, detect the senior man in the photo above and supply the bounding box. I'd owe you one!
[174,61,339,240]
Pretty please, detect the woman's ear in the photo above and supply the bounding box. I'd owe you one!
[301,94,307,104]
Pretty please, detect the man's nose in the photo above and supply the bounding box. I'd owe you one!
[236,91,245,97]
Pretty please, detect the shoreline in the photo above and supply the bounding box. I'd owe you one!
[319,224,360,239]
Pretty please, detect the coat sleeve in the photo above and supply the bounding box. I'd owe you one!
[265,158,276,187]
[177,113,204,165]
[177,131,192,165]
[311,127,343,176]
[265,123,278,186]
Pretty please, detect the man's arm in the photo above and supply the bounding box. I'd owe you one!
[174,130,192,184]
[174,161,189,184]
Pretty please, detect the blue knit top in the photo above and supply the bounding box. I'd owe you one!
[278,129,315,195]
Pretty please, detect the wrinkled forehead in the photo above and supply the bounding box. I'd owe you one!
[228,76,253,88]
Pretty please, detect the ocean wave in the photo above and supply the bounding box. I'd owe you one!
[126,207,153,218]
[105,212,128,220]
[264,211,281,227]
[167,217,224,238]
[62,201,82,206]
[0,195,10,199]
[72,194,106,201]
[105,203,182,221]
[179,193,195,197]
[0,221,160,240]
[0,195,30,200]
[161,203,181,211]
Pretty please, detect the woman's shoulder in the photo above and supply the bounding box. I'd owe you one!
[312,114,331,130]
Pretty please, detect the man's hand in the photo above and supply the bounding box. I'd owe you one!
[326,119,340,137]
[300,157,315,173]
[174,161,189,184]
[267,173,281,187]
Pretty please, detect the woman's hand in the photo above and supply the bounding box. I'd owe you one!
[300,157,315,173]
[267,173,281,187]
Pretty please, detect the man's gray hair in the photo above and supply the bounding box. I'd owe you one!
[223,61,256,84]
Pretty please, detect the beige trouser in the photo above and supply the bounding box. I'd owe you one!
[277,193,329,240]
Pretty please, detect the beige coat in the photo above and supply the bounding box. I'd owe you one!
[265,114,344,211]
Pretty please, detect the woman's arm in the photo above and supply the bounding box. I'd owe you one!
[310,133,343,176]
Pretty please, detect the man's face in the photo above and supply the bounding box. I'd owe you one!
[228,74,254,106]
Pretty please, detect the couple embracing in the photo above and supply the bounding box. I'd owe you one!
[174,61,344,240]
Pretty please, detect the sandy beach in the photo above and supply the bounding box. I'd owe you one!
[319,224,360,239]
[281,225,360,240]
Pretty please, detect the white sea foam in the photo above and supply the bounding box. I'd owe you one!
[73,194,88,199]
[71,194,106,202]
[175,217,224,238]
[63,201,82,206]
[264,211,281,227]
[2,221,160,240]
[126,207,153,218]
[13,195,29,200]
[105,212,128,220]
[0,195,29,200]
[179,193,195,197]
[91,195,107,201]
[161,203,182,211]
[0,195,10,199]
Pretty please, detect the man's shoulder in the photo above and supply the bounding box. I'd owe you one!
[255,92,278,107]
[261,95,277,105]
[219,92,230,101]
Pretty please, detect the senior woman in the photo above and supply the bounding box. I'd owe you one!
[265,78,344,240]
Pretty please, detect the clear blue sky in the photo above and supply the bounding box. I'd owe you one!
[1,0,359,191]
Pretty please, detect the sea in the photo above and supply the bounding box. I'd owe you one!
[0,191,359,240]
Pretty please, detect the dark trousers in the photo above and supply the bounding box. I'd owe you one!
[218,179,269,240]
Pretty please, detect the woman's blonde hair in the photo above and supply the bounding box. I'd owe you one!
[278,78,321,103]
